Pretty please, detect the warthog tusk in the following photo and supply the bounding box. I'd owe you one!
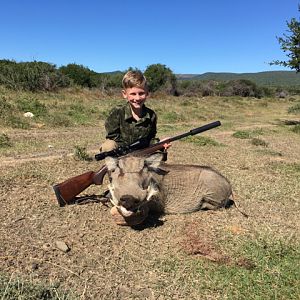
[108,183,118,206]
[117,206,134,217]
[146,183,159,201]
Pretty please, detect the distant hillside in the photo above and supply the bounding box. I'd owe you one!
[176,71,300,87]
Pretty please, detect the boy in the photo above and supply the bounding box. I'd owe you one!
[100,70,168,152]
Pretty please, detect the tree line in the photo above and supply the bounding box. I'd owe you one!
[0,59,296,98]
[0,60,176,93]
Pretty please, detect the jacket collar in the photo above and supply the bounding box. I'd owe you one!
[124,102,150,121]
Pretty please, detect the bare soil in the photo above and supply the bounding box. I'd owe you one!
[1,110,299,299]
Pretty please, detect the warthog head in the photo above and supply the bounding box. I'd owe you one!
[105,153,166,224]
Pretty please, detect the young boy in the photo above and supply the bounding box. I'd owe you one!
[100,70,166,152]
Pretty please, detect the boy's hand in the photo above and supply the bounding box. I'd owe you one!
[160,137,172,150]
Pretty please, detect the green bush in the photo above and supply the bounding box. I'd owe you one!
[73,145,92,161]
[144,64,178,94]
[0,60,70,91]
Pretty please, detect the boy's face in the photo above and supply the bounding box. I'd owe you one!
[122,87,148,110]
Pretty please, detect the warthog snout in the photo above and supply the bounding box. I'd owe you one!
[105,155,161,222]
[120,195,141,210]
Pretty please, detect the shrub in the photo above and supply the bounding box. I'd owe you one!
[0,60,70,91]
[60,63,96,88]
[73,145,91,161]
[144,64,178,95]
[251,138,269,147]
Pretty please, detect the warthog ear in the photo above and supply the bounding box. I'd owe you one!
[144,153,164,168]
[105,156,119,171]
[145,153,170,175]
[145,153,163,169]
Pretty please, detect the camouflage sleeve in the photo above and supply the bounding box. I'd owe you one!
[149,111,159,145]
[104,107,122,143]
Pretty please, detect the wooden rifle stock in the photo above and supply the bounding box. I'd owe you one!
[53,166,107,206]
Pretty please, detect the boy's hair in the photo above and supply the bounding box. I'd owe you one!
[122,70,148,90]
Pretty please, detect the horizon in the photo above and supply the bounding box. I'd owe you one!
[0,58,294,76]
[0,0,299,74]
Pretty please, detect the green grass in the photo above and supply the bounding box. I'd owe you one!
[233,128,264,139]
[161,111,185,122]
[271,161,300,174]
[255,148,283,157]
[0,274,75,300]
[287,102,300,114]
[153,238,299,300]
[291,124,300,134]
[183,135,222,146]
[16,97,48,117]
[0,133,11,148]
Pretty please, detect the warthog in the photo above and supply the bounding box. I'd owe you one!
[105,153,233,225]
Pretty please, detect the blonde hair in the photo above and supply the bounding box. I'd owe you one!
[122,70,148,90]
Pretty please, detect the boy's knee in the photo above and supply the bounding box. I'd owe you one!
[100,139,118,152]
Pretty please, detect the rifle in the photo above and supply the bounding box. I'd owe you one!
[53,120,221,207]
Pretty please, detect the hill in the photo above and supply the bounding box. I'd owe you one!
[176,71,300,87]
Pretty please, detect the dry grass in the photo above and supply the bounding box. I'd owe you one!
[0,90,299,299]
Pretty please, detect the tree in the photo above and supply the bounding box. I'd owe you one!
[270,4,300,72]
[144,64,178,95]
[59,63,96,87]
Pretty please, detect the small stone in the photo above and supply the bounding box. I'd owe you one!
[42,243,51,251]
[55,241,70,252]
[23,112,34,118]
[32,262,39,270]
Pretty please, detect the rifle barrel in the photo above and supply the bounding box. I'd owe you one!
[164,120,221,143]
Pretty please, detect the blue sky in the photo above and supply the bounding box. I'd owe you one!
[0,0,299,74]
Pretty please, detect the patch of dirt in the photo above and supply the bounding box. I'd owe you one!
[180,220,255,270]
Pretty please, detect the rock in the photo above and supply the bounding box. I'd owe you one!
[23,112,34,118]
[55,241,70,252]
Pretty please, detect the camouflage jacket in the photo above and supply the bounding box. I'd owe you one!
[104,102,159,147]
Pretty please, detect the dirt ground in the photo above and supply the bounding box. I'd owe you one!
[1,104,300,299]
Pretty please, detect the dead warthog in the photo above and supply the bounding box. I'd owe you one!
[105,153,233,225]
